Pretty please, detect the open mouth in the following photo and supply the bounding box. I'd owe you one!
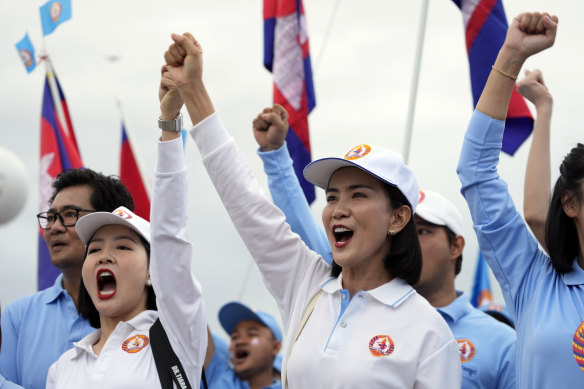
[97,269,117,299]
[333,226,353,248]
[232,349,250,365]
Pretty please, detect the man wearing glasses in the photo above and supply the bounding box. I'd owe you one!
[0,168,134,389]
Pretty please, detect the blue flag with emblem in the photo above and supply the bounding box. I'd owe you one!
[470,251,493,308]
[15,33,37,73]
[40,0,72,36]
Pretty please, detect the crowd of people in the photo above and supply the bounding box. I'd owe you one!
[1,9,583,389]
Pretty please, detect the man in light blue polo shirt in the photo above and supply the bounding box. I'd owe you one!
[204,302,282,389]
[254,104,516,388]
[0,169,133,389]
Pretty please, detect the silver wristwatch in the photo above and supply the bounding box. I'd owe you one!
[158,113,183,132]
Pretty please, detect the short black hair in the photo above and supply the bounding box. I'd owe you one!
[545,143,584,274]
[49,168,134,212]
[443,227,463,276]
[77,234,156,328]
[331,183,422,286]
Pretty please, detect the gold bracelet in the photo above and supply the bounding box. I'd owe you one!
[491,65,518,81]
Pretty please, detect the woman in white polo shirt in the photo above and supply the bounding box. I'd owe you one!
[46,68,207,389]
[164,32,460,388]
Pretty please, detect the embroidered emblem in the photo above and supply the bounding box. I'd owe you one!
[418,190,426,204]
[457,339,476,363]
[122,335,150,353]
[369,335,394,357]
[114,209,132,219]
[50,2,63,22]
[344,144,372,160]
[573,320,584,373]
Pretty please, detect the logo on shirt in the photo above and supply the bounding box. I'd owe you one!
[344,144,371,160]
[457,338,476,363]
[122,335,150,353]
[573,320,584,373]
[369,335,394,357]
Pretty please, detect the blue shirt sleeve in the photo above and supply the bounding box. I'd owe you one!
[257,143,333,265]
[456,110,544,321]
[0,304,19,384]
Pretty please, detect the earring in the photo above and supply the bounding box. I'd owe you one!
[387,230,396,236]
[146,279,152,286]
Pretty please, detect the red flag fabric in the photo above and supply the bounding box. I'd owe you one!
[120,122,150,221]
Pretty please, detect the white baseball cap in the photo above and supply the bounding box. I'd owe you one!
[303,144,420,212]
[76,206,150,246]
[416,189,464,237]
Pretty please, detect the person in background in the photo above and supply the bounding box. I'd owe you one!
[204,302,282,389]
[519,68,553,250]
[0,169,134,389]
[164,32,461,388]
[457,12,584,388]
[0,310,23,389]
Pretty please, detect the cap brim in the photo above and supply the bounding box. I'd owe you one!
[303,157,397,189]
[218,302,264,335]
[76,212,149,246]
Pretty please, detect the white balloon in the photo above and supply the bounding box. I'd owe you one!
[0,145,28,225]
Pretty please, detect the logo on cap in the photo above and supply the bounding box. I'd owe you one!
[344,144,371,160]
[573,320,584,372]
[369,334,394,357]
[418,190,426,204]
[114,209,132,220]
[457,339,476,363]
[122,335,150,353]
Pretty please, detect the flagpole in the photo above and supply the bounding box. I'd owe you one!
[43,56,71,139]
[402,0,429,164]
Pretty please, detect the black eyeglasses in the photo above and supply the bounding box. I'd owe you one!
[36,208,95,229]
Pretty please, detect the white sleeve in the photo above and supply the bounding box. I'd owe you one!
[189,113,330,328]
[414,338,462,389]
[45,361,57,389]
[150,136,207,388]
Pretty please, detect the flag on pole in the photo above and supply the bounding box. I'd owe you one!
[38,62,83,290]
[264,0,316,204]
[15,33,37,73]
[470,251,494,308]
[120,122,150,221]
[40,0,72,36]
[452,0,533,155]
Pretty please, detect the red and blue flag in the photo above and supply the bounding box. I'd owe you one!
[470,251,493,308]
[452,0,533,155]
[40,0,72,36]
[120,122,150,221]
[38,63,83,290]
[264,0,316,203]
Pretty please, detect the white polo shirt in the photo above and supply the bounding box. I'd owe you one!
[47,137,207,389]
[191,113,461,388]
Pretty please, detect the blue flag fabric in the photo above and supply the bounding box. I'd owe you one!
[452,0,534,155]
[40,0,72,36]
[15,33,37,73]
[470,251,493,308]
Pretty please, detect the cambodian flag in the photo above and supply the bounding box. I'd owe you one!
[120,122,150,221]
[470,251,493,308]
[452,0,533,155]
[264,0,316,203]
[38,63,83,290]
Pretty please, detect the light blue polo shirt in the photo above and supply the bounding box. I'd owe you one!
[204,332,281,389]
[0,375,23,389]
[437,293,516,389]
[0,274,94,389]
[458,110,584,388]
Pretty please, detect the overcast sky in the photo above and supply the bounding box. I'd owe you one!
[1,0,582,335]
